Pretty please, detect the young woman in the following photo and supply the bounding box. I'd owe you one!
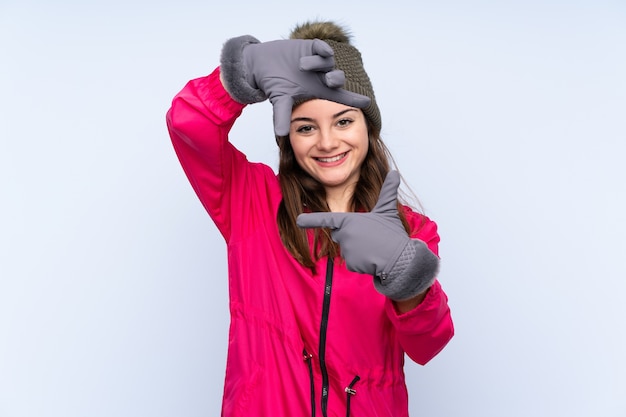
[166,20,454,417]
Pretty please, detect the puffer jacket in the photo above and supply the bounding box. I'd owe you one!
[166,67,454,417]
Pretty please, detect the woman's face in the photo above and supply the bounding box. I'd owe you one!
[289,99,369,194]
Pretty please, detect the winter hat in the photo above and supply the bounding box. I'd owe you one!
[289,21,382,133]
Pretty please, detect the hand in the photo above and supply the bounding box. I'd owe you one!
[296,171,409,276]
[296,171,439,300]
[220,35,371,136]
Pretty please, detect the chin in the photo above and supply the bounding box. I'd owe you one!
[318,173,352,187]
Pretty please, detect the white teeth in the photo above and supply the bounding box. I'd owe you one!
[317,152,346,163]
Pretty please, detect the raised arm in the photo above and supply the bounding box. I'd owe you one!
[166,67,247,240]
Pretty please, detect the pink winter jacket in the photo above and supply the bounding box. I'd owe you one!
[166,67,454,417]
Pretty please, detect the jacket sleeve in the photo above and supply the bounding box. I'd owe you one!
[384,217,454,365]
[165,67,248,242]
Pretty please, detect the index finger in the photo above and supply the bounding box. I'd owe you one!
[296,212,348,229]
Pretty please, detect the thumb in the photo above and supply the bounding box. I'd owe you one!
[272,95,295,137]
[296,212,350,229]
[372,170,401,213]
[323,88,371,109]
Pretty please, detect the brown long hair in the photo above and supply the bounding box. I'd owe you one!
[276,124,411,272]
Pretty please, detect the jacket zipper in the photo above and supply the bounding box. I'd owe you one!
[319,257,334,417]
[344,375,360,417]
[303,349,315,417]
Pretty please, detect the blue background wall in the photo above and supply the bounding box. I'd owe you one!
[1,1,624,415]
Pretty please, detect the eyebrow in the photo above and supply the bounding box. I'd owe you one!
[291,108,358,123]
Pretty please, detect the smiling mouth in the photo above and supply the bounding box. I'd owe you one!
[315,152,348,163]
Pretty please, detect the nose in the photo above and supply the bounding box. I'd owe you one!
[317,128,339,151]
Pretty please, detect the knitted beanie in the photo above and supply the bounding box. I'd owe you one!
[289,21,382,133]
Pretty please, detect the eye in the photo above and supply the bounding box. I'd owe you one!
[295,124,315,134]
[336,118,353,128]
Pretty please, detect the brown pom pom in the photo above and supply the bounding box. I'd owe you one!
[289,21,352,44]
[287,20,381,133]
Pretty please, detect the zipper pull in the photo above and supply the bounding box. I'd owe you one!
[345,375,360,396]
